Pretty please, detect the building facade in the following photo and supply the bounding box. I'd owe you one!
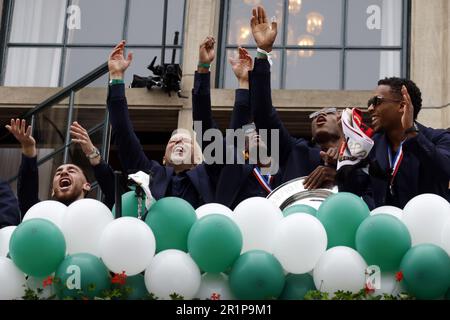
[0,0,449,197]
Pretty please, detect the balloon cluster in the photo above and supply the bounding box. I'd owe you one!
[0,192,449,300]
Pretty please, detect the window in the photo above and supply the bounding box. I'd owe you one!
[0,0,186,87]
[220,0,409,90]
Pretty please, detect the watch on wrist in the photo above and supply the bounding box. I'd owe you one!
[86,147,101,159]
[405,122,419,135]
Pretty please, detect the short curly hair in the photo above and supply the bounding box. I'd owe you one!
[378,77,423,120]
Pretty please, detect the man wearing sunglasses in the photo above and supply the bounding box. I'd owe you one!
[341,77,450,207]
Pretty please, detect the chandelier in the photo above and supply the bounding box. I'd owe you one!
[306,12,324,36]
[288,0,302,14]
[297,35,315,58]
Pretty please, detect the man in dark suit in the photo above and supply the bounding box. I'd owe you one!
[6,119,115,215]
[107,41,215,209]
[248,6,321,189]
[192,36,274,209]
[339,77,450,207]
[0,179,20,228]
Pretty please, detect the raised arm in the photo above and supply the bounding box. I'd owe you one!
[249,6,296,161]
[70,121,115,209]
[5,118,39,214]
[107,41,157,173]
[229,47,253,130]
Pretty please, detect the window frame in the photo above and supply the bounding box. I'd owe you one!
[0,0,186,86]
[217,0,410,90]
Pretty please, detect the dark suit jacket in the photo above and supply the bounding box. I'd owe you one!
[249,58,321,188]
[339,123,450,208]
[0,179,20,228]
[107,84,215,207]
[192,72,267,209]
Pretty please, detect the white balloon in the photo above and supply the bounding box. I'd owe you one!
[26,275,55,299]
[144,249,201,300]
[195,273,235,300]
[403,194,450,246]
[313,246,367,295]
[22,201,67,229]
[373,272,405,297]
[233,197,283,253]
[0,226,16,257]
[370,206,403,220]
[62,199,113,256]
[272,214,327,274]
[441,219,450,256]
[0,257,26,300]
[195,203,233,220]
[100,217,156,276]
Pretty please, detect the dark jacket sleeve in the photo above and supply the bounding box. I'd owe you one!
[192,72,217,133]
[0,179,20,228]
[402,124,450,178]
[17,154,40,215]
[230,89,251,130]
[249,58,296,163]
[107,84,160,174]
[92,160,116,209]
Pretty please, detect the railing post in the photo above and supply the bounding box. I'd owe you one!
[96,109,112,202]
[63,90,76,164]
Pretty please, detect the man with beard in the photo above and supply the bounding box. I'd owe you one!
[6,119,115,215]
[248,6,321,189]
[107,41,214,208]
[192,37,274,208]
[0,179,20,228]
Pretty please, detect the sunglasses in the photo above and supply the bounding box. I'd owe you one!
[309,107,337,119]
[367,96,402,108]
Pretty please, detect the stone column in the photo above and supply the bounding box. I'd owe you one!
[411,0,450,128]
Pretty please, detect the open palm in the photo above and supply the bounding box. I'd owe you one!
[251,6,277,52]
[108,40,133,76]
[229,47,253,81]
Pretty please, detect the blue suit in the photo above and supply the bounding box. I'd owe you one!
[340,123,450,208]
[249,58,321,188]
[192,72,269,209]
[107,84,216,208]
[17,155,116,215]
[0,179,20,228]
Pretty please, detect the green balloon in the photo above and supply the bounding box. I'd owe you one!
[229,250,285,300]
[112,191,146,218]
[400,244,450,300]
[356,214,411,272]
[279,273,316,300]
[123,274,148,300]
[54,253,110,299]
[9,218,66,277]
[188,214,242,273]
[445,288,450,300]
[316,192,370,249]
[145,197,197,252]
[282,204,317,217]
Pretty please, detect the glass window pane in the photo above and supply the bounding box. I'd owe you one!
[4,47,61,86]
[227,0,284,46]
[287,0,342,46]
[345,50,401,90]
[223,49,282,89]
[67,0,125,44]
[9,0,66,43]
[166,0,185,45]
[347,0,402,47]
[285,50,340,90]
[63,48,110,87]
[127,0,164,45]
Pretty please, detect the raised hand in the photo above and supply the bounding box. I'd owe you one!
[198,36,216,73]
[229,47,253,85]
[5,118,37,158]
[401,85,416,135]
[108,40,133,79]
[250,6,277,52]
[70,121,101,165]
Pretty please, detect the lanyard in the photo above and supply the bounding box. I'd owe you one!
[253,167,273,194]
[387,142,404,195]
